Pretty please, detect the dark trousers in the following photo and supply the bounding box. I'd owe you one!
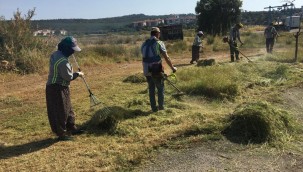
[266,38,275,53]
[46,84,76,137]
[229,42,239,62]
[191,45,200,62]
[146,76,164,112]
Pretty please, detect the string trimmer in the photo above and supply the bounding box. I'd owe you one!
[72,55,110,113]
[162,73,185,96]
[223,36,253,62]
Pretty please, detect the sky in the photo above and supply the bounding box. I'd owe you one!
[0,0,302,20]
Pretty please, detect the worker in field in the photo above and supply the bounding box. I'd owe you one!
[264,22,279,53]
[46,36,84,141]
[190,31,204,64]
[229,23,244,62]
[141,27,177,112]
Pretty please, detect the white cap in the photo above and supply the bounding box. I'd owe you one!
[198,31,204,35]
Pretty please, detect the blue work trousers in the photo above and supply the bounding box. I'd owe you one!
[146,76,164,112]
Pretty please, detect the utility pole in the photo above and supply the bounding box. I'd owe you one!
[294,16,301,62]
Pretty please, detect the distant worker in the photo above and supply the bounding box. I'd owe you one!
[46,36,84,141]
[264,22,279,53]
[229,23,244,62]
[190,31,204,64]
[141,27,177,112]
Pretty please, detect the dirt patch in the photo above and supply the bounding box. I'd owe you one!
[281,84,303,121]
[137,140,303,172]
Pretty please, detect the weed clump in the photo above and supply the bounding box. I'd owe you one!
[123,73,146,83]
[223,102,297,145]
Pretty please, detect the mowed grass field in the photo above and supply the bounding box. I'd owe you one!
[1,27,303,171]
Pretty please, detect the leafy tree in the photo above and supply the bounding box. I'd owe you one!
[0,8,55,73]
[195,0,242,35]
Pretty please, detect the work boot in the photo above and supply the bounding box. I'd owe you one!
[230,55,235,62]
[67,125,85,136]
[71,129,85,135]
[67,127,85,135]
[236,56,240,61]
[190,60,194,64]
[152,107,158,112]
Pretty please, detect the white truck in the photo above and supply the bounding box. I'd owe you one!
[284,16,301,30]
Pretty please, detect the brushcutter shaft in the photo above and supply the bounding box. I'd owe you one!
[162,73,184,94]
[166,78,182,92]
[228,43,252,62]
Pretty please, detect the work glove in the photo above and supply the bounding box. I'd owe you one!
[77,71,84,77]
[172,67,177,73]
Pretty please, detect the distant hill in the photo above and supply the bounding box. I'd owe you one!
[31,14,195,35]
[30,9,302,35]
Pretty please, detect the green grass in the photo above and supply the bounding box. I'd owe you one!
[177,65,240,99]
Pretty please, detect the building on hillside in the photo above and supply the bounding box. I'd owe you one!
[60,30,67,35]
[33,29,67,36]
[133,19,164,28]
[132,15,197,29]
[164,15,196,25]
[33,29,54,36]
[133,21,147,28]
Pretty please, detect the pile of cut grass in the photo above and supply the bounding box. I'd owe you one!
[223,102,298,145]
[123,73,146,83]
[197,59,216,67]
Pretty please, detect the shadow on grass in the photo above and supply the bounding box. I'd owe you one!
[174,63,193,68]
[0,138,57,159]
[81,106,153,135]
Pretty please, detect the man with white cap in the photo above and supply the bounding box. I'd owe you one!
[141,27,177,112]
[190,31,204,64]
[45,36,84,141]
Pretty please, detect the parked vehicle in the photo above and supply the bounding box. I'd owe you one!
[159,24,183,41]
[284,16,301,30]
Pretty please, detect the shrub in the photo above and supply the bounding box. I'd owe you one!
[285,36,293,45]
[0,8,54,73]
[94,45,126,58]
[166,40,188,54]
[206,35,215,45]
